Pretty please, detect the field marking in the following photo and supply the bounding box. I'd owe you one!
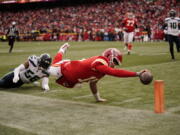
[122,50,168,56]
[0,50,24,53]
[73,94,92,99]
[139,52,168,56]
[0,123,37,135]
[112,97,141,105]
[0,91,180,135]
[42,89,64,93]
[167,106,180,113]
[0,91,151,113]
[0,91,179,116]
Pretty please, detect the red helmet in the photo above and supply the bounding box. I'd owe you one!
[102,48,123,66]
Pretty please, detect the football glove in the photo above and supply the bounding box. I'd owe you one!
[13,76,19,83]
[42,84,50,92]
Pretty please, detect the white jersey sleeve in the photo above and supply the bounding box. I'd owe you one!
[19,55,50,83]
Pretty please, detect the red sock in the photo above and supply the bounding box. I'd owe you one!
[128,44,132,51]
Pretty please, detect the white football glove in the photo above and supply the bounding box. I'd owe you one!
[42,85,50,92]
[13,76,19,83]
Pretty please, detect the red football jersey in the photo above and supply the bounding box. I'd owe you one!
[53,53,137,88]
[122,18,137,32]
[56,56,108,88]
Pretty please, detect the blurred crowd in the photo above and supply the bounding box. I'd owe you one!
[0,0,179,41]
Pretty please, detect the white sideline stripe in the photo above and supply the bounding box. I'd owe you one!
[0,123,37,135]
[73,94,92,99]
[139,52,168,56]
[112,97,141,105]
[42,89,64,93]
[0,91,180,116]
[0,91,180,135]
[0,91,148,113]
[167,106,180,113]
[0,50,24,53]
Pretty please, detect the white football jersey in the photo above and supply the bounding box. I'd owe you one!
[165,17,180,36]
[19,55,50,83]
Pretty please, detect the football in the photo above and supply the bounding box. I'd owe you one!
[139,71,153,85]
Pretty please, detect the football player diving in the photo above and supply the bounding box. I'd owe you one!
[0,53,52,91]
[48,43,147,102]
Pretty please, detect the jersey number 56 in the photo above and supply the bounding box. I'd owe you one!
[25,69,40,82]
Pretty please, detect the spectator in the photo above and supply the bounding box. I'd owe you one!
[0,0,178,41]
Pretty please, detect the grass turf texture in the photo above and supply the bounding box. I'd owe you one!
[0,41,180,135]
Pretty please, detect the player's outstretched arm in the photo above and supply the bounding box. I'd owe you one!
[13,61,28,83]
[95,65,149,78]
[95,65,138,77]
[89,81,107,102]
[136,69,148,76]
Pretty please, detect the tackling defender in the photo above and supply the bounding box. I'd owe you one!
[0,53,52,91]
[49,43,146,102]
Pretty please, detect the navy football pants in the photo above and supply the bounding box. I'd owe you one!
[0,72,24,88]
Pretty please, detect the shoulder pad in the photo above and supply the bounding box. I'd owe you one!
[165,18,170,21]
[175,17,180,21]
[28,55,38,67]
[92,56,109,66]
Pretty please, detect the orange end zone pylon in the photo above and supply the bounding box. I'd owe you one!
[154,80,165,113]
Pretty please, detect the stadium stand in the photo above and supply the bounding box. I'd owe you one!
[0,0,179,41]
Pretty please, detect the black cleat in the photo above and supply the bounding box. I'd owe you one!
[172,57,175,60]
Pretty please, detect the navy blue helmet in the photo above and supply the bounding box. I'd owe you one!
[169,9,176,18]
[38,53,52,69]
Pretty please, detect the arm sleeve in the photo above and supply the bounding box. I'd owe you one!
[14,64,25,78]
[95,65,137,77]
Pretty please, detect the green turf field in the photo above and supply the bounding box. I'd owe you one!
[0,41,180,135]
